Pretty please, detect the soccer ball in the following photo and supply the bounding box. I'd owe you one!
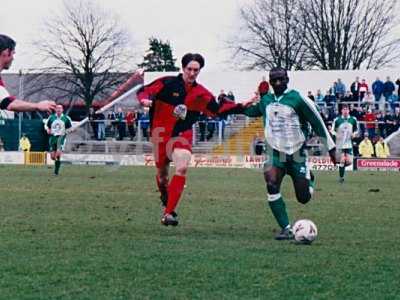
[292,219,318,244]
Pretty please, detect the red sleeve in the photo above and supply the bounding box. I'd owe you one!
[204,95,244,117]
[137,77,169,104]
[190,85,245,117]
[0,77,16,109]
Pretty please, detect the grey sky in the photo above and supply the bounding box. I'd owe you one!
[1,0,250,72]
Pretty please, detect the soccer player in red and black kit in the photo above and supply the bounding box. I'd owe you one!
[0,34,56,113]
[107,53,254,226]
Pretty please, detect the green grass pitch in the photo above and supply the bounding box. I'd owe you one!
[0,165,399,299]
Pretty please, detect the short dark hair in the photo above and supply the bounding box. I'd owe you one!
[0,34,16,53]
[341,104,349,110]
[181,53,205,69]
[269,67,288,80]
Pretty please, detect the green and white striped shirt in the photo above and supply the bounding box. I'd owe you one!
[243,89,335,155]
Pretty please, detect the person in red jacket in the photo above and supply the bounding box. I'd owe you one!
[125,110,137,140]
[363,108,376,138]
[258,76,269,97]
[358,79,369,101]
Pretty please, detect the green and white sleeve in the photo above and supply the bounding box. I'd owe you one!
[298,94,335,151]
[65,116,72,129]
[331,117,339,136]
[243,99,264,119]
[45,115,54,131]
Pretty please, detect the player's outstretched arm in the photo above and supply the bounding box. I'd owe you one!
[210,93,261,118]
[7,99,56,113]
[105,69,144,104]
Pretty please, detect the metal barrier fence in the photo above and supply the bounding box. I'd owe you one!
[24,151,47,165]
[73,116,244,146]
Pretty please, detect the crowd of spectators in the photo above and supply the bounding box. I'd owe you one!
[197,89,236,142]
[88,107,149,141]
[307,76,400,157]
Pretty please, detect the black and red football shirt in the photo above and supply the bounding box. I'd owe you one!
[137,74,242,138]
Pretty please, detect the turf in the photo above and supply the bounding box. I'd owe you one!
[0,165,399,299]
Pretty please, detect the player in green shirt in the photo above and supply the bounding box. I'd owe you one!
[332,104,358,183]
[45,104,72,175]
[242,68,336,240]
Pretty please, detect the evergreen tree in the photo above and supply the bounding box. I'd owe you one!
[139,38,179,71]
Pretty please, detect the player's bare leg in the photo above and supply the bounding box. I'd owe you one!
[292,176,312,204]
[161,148,191,226]
[264,166,293,240]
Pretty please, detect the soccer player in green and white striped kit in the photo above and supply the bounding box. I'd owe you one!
[332,104,358,183]
[45,104,72,175]
[242,68,337,240]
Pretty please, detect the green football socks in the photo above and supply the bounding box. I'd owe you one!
[55,159,61,175]
[268,194,289,229]
[339,165,345,179]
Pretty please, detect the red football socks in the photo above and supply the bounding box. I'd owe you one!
[156,175,168,195]
[165,175,186,214]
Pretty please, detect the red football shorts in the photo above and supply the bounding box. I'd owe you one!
[151,129,193,168]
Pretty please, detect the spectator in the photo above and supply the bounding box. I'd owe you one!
[342,91,353,103]
[217,116,226,140]
[217,89,227,104]
[358,79,369,101]
[358,133,374,158]
[363,108,376,138]
[125,110,137,140]
[315,89,324,105]
[361,91,375,109]
[385,110,397,136]
[334,78,346,99]
[115,107,125,140]
[198,112,207,142]
[307,91,315,102]
[376,111,387,138]
[375,136,390,158]
[387,93,399,112]
[320,109,330,127]
[227,90,235,101]
[383,76,395,102]
[350,77,360,102]
[253,133,265,155]
[372,77,384,103]
[206,116,216,141]
[217,91,229,135]
[97,112,106,140]
[323,88,336,109]
[258,76,269,97]
[107,111,117,138]
[19,133,31,152]
[394,107,400,132]
[396,78,400,97]
[139,111,149,141]
[351,106,365,136]
[88,107,98,139]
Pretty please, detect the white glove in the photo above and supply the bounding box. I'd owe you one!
[173,104,187,120]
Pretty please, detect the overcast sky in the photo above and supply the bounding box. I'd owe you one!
[1,0,251,73]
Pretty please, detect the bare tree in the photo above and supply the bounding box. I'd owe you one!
[230,0,308,70]
[232,0,400,70]
[28,0,136,112]
[299,0,400,70]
